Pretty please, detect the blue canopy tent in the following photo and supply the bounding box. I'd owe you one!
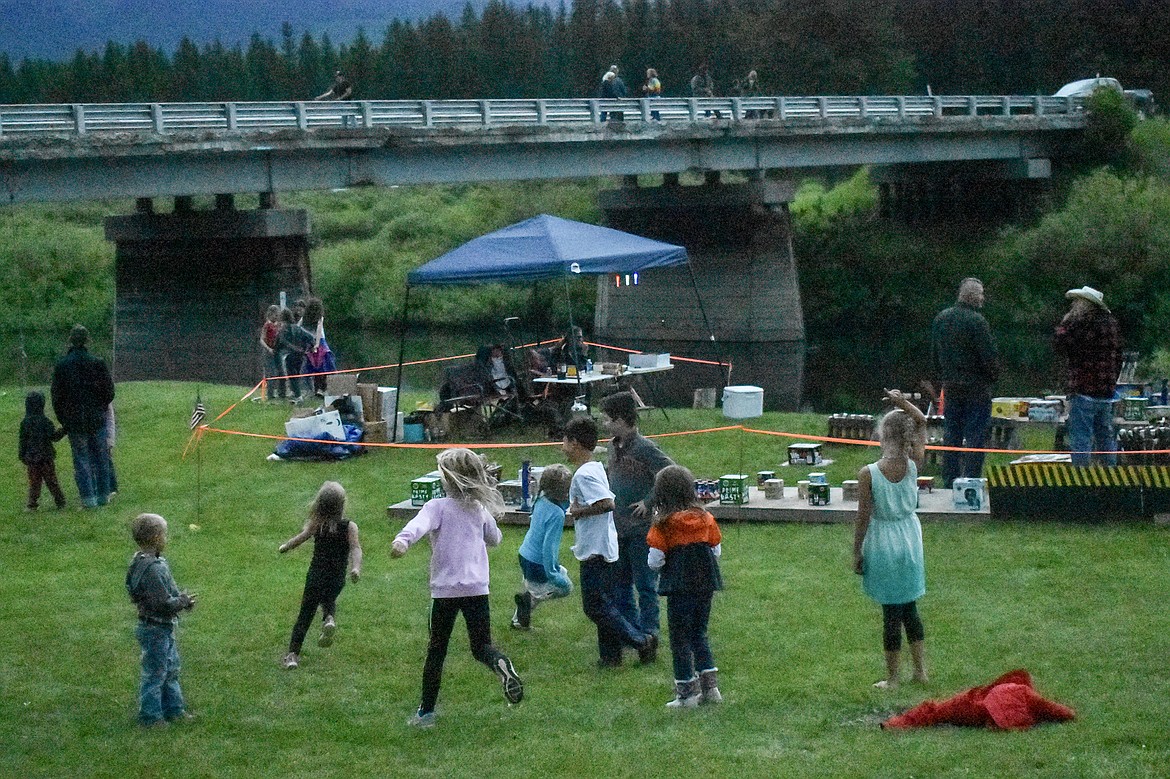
[392,214,717,439]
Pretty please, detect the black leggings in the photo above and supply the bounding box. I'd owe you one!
[288,569,345,653]
[420,595,507,714]
[881,601,924,651]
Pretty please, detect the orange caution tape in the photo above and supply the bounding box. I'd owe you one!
[585,340,730,368]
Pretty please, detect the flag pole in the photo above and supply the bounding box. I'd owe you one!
[196,387,202,526]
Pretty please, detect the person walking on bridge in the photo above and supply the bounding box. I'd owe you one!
[930,278,1000,487]
[314,71,352,101]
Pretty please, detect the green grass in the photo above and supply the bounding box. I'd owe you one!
[1,382,1168,778]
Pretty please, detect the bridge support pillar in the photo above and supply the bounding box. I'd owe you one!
[104,203,312,385]
[597,179,805,410]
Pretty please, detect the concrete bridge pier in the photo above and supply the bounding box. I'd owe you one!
[596,177,805,411]
[104,195,312,385]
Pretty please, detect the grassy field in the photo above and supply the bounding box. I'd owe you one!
[1,382,1168,778]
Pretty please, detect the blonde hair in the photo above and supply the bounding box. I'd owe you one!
[651,465,702,526]
[308,481,347,533]
[877,409,918,460]
[437,448,505,518]
[131,513,167,546]
[537,464,572,504]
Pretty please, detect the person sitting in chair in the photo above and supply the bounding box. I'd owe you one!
[477,345,520,398]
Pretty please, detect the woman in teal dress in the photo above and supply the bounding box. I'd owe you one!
[852,389,929,689]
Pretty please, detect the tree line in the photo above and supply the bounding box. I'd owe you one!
[0,0,1166,106]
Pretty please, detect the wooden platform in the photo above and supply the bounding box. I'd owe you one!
[386,486,989,526]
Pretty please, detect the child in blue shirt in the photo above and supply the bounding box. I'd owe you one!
[512,464,573,630]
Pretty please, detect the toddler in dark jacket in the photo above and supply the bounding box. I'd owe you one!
[19,391,66,511]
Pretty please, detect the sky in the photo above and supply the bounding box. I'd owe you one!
[0,0,493,61]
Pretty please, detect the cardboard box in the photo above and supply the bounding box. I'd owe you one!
[787,443,823,466]
[363,420,388,443]
[719,474,750,505]
[378,387,399,425]
[628,352,671,369]
[285,410,343,440]
[411,476,445,506]
[326,372,358,396]
[357,383,381,421]
[953,478,987,511]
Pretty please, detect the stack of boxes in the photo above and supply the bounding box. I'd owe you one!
[352,382,402,443]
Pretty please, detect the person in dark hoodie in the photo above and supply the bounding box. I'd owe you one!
[19,391,67,511]
[126,513,197,727]
[50,325,116,507]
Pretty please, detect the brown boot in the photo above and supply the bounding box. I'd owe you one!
[699,668,722,704]
[665,678,701,709]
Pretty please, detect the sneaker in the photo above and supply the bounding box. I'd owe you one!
[406,709,436,728]
[282,652,299,669]
[318,617,336,648]
[637,633,658,664]
[513,592,532,630]
[494,656,524,704]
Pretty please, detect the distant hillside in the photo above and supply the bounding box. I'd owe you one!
[0,0,490,61]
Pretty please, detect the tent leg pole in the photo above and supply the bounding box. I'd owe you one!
[687,262,729,387]
[392,285,411,442]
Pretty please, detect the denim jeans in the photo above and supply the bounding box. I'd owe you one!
[666,592,715,682]
[1067,394,1118,466]
[614,526,660,636]
[136,621,185,724]
[579,556,647,664]
[265,351,286,399]
[67,430,112,507]
[941,393,991,487]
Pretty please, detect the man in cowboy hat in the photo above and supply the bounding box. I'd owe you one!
[1054,286,1122,466]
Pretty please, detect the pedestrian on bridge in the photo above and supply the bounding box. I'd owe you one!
[314,70,352,101]
[641,68,662,121]
[599,67,628,123]
[930,278,1000,488]
[690,63,721,119]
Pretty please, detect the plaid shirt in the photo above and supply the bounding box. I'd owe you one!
[1054,309,1121,399]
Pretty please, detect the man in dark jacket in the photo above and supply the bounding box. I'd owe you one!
[51,324,116,507]
[930,278,1000,487]
[1054,286,1121,466]
[602,391,674,641]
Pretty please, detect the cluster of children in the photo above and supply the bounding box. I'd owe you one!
[124,390,931,727]
[258,298,336,403]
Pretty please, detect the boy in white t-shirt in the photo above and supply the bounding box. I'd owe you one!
[562,418,657,667]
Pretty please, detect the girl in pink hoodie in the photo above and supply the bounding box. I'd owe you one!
[392,448,523,727]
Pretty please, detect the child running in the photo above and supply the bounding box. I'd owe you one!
[562,418,657,667]
[279,481,363,670]
[512,464,574,630]
[852,388,929,689]
[392,448,523,727]
[647,465,724,708]
[125,513,196,727]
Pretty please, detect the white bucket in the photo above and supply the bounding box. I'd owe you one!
[722,385,764,419]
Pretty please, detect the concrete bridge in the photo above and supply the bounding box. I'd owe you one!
[0,96,1085,408]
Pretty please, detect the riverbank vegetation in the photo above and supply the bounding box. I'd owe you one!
[2,117,1168,407]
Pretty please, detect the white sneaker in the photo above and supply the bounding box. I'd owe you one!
[318,617,336,647]
[282,653,299,670]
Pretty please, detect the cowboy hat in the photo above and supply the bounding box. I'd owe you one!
[1065,286,1110,312]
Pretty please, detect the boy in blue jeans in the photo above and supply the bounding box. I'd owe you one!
[126,513,197,727]
[562,418,656,667]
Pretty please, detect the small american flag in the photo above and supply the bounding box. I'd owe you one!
[189,397,206,430]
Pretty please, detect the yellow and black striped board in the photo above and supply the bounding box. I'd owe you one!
[985,464,1170,520]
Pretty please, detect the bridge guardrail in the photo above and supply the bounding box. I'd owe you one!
[0,95,1084,137]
